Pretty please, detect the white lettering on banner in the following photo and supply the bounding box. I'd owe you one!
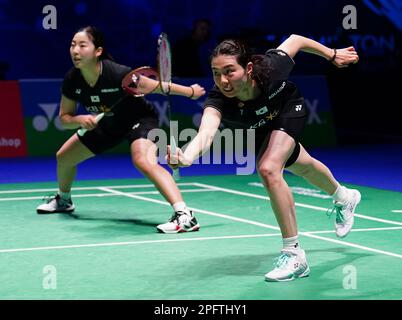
[305,99,322,124]
[0,137,21,148]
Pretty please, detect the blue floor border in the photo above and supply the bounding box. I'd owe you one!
[1,144,402,192]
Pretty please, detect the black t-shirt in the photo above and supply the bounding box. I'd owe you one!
[204,49,305,133]
[62,59,157,135]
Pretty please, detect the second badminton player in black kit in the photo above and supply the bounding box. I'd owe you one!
[37,26,205,233]
[168,35,362,280]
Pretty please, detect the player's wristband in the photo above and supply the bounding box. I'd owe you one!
[329,48,337,62]
[189,86,195,98]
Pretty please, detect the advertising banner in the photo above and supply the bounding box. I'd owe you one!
[16,76,335,157]
[0,81,27,157]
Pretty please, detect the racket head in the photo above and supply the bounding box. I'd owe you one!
[122,66,159,97]
[157,32,172,94]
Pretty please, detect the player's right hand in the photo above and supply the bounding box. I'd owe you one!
[332,46,359,68]
[166,145,192,169]
[190,84,206,100]
[77,115,100,131]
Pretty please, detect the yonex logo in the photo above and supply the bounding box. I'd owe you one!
[33,103,65,132]
[75,89,81,94]
[295,105,302,111]
[132,123,140,130]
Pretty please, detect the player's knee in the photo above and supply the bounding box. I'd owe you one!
[56,149,68,165]
[257,162,282,188]
[132,154,153,173]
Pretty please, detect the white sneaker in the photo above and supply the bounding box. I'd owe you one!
[37,194,75,214]
[156,210,200,234]
[332,189,361,238]
[265,249,310,282]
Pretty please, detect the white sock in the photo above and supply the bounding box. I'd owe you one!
[283,235,300,252]
[59,191,71,201]
[172,201,187,213]
[332,184,349,203]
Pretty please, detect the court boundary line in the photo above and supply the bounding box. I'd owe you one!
[0,188,217,202]
[0,233,282,254]
[2,226,402,254]
[98,187,402,260]
[192,182,402,227]
[1,182,401,259]
[0,183,196,194]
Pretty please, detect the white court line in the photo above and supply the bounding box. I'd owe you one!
[1,184,401,258]
[99,187,402,260]
[392,210,402,213]
[0,188,217,202]
[192,182,402,227]
[0,183,196,194]
[1,227,401,254]
[308,226,402,234]
[0,233,281,254]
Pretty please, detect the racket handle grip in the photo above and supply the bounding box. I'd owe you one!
[77,113,105,137]
[170,136,180,180]
[172,168,181,181]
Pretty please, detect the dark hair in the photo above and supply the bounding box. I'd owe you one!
[76,26,113,60]
[211,39,272,88]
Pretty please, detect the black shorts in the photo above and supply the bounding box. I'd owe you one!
[255,96,308,167]
[78,116,159,154]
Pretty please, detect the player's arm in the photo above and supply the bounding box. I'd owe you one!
[277,34,359,67]
[137,75,206,99]
[59,95,99,131]
[168,107,222,168]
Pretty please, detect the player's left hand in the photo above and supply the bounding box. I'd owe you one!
[166,145,192,169]
[332,46,359,68]
[190,84,206,100]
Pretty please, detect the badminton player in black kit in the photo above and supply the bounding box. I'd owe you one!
[37,26,205,234]
[168,35,361,280]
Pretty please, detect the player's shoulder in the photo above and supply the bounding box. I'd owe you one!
[207,85,225,98]
[264,49,295,65]
[102,59,131,75]
[63,67,81,83]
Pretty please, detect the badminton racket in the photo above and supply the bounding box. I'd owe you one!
[77,66,159,136]
[157,32,180,180]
